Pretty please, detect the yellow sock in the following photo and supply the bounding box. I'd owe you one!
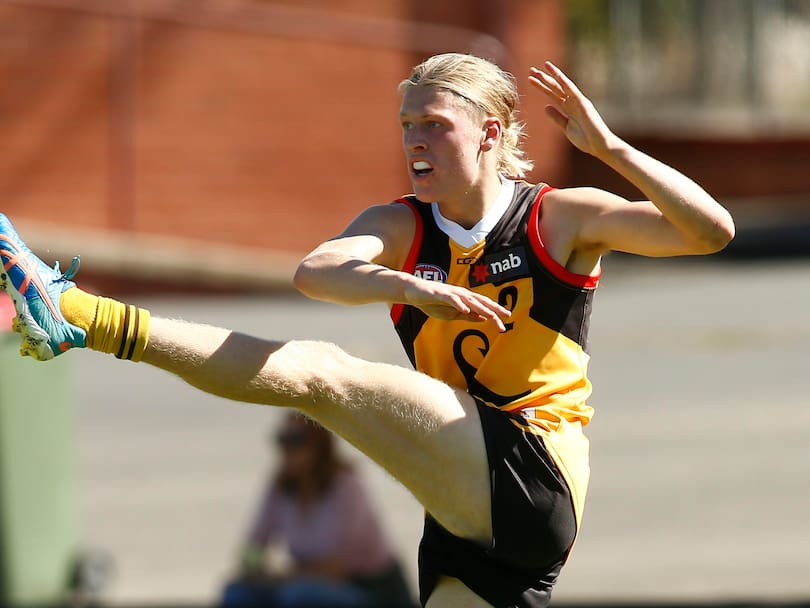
[59,287,98,335]
[60,287,151,362]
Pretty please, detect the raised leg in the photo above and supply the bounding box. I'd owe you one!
[0,212,494,604]
[144,317,493,546]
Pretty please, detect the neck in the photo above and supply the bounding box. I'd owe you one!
[436,171,503,229]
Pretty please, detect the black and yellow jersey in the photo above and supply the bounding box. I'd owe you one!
[389,179,600,521]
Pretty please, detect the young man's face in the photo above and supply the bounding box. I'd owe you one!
[399,86,488,204]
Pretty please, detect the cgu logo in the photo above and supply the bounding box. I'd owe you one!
[414,263,447,283]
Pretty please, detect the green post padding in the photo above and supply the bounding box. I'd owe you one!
[0,333,77,606]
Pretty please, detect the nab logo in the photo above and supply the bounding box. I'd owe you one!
[469,247,529,287]
[414,263,447,283]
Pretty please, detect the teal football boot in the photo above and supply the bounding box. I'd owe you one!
[0,213,86,360]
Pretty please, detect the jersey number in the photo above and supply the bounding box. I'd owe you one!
[452,286,528,406]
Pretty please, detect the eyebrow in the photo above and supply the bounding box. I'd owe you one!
[398,112,448,119]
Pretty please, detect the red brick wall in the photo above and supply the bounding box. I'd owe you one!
[0,0,568,268]
[2,1,807,284]
[134,23,408,252]
[508,0,570,187]
[0,6,112,229]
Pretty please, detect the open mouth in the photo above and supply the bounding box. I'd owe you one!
[411,160,434,177]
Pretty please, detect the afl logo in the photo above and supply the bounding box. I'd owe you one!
[414,263,447,283]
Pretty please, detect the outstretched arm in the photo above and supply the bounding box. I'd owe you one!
[529,62,735,257]
[294,204,510,330]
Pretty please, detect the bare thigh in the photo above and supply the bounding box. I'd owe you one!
[143,320,493,544]
[295,341,493,544]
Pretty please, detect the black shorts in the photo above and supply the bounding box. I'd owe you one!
[418,400,578,608]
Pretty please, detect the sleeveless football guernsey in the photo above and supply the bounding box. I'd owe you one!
[390,179,600,524]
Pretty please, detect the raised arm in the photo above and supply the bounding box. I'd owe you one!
[294,203,511,330]
[529,62,735,258]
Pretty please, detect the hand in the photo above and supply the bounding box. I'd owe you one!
[403,278,511,332]
[528,61,618,158]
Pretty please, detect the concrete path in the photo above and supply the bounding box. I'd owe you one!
[67,257,810,605]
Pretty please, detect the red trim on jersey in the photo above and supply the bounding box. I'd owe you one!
[529,185,601,289]
[390,197,423,325]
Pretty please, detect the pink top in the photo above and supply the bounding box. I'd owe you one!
[0,295,14,332]
[247,468,393,577]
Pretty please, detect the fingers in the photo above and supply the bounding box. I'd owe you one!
[528,67,565,102]
[528,62,583,105]
[456,292,510,332]
[529,69,571,132]
[410,281,512,332]
[541,61,582,97]
[440,291,509,332]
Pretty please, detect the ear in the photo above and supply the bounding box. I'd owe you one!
[479,117,502,152]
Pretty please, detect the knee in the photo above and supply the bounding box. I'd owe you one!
[282,340,359,407]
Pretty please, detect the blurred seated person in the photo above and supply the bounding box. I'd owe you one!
[221,413,413,608]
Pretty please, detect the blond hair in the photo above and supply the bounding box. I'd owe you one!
[398,53,533,178]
